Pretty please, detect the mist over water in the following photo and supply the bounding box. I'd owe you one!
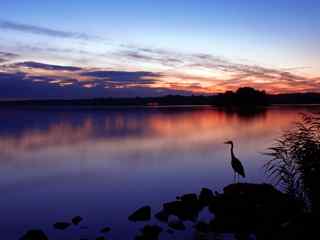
[0,105,319,240]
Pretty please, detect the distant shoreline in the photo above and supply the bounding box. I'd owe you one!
[1,92,320,107]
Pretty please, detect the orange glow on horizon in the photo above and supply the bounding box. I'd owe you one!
[2,60,320,95]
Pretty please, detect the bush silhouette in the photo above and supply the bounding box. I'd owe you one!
[265,113,320,213]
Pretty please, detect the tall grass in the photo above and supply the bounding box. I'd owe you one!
[265,113,320,212]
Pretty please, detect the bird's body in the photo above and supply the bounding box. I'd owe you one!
[225,141,246,182]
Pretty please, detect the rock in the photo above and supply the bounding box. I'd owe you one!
[194,221,210,233]
[100,226,111,233]
[96,237,105,240]
[199,188,214,205]
[214,191,221,196]
[180,193,198,202]
[208,183,303,234]
[155,210,169,222]
[168,220,186,231]
[19,230,48,240]
[135,225,163,240]
[166,229,174,234]
[53,222,71,230]
[72,216,83,225]
[223,183,280,197]
[163,201,181,213]
[163,198,201,222]
[129,206,151,222]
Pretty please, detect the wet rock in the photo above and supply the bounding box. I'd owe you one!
[180,193,198,202]
[214,191,221,196]
[19,230,48,240]
[53,222,71,230]
[199,188,214,205]
[166,229,174,234]
[96,237,105,240]
[72,216,83,225]
[163,201,181,213]
[135,225,163,240]
[168,220,186,231]
[208,183,303,235]
[163,197,201,222]
[155,210,170,222]
[100,226,111,233]
[129,206,151,222]
[194,221,210,233]
[223,183,280,197]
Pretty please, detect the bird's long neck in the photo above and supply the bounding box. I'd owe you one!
[230,144,235,159]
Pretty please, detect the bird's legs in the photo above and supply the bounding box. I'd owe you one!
[234,171,236,183]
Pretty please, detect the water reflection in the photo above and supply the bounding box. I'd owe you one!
[0,106,318,240]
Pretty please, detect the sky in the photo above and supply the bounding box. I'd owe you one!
[0,0,319,99]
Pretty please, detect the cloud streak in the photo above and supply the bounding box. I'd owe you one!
[0,20,96,40]
[81,70,161,85]
[0,51,19,63]
[14,61,82,71]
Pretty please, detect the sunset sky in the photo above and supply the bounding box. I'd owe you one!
[0,0,319,99]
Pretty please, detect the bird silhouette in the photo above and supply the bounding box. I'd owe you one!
[224,141,246,183]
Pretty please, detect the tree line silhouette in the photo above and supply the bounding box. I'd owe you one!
[1,87,320,107]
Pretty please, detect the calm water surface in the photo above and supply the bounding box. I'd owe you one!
[0,105,319,239]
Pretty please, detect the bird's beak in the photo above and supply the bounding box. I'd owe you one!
[224,141,229,144]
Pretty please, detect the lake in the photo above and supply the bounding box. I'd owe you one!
[0,105,319,240]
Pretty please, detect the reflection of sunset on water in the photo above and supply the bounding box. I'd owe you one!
[0,106,316,167]
[0,106,319,240]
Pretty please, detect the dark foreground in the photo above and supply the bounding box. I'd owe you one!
[20,183,316,240]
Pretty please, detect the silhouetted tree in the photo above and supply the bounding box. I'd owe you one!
[216,87,268,106]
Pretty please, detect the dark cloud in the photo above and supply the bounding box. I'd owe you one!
[81,71,161,85]
[0,51,19,64]
[0,20,95,40]
[0,70,189,99]
[0,51,19,58]
[0,71,102,99]
[14,61,82,71]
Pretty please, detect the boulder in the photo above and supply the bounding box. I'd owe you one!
[135,224,162,240]
[100,226,111,233]
[129,206,151,222]
[168,220,186,231]
[194,221,210,233]
[199,188,214,205]
[72,216,83,225]
[19,230,48,240]
[53,222,71,230]
[163,198,201,222]
[154,210,169,222]
[96,237,105,240]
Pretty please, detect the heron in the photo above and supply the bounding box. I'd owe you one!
[224,141,246,183]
